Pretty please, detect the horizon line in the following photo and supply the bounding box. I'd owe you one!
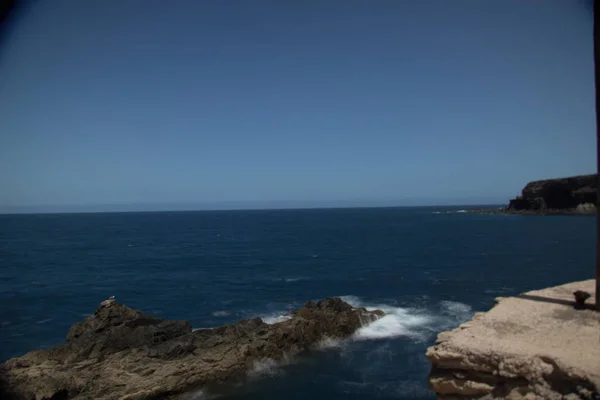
[0,202,505,216]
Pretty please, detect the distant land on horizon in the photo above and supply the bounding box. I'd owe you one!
[5,172,597,215]
[0,199,505,215]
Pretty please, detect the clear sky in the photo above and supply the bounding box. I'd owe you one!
[0,0,595,212]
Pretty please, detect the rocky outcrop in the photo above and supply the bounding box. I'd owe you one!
[0,297,383,400]
[506,174,597,214]
[426,280,600,399]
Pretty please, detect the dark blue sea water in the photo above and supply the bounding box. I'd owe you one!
[0,207,595,399]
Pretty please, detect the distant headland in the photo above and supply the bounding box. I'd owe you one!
[470,174,597,215]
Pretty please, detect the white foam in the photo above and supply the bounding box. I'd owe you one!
[284,277,307,282]
[340,295,363,307]
[317,336,344,350]
[247,358,285,378]
[440,300,473,322]
[192,327,213,332]
[212,311,230,317]
[341,296,473,342]
[254,296,473,344]
[179,389,207,400]
[261,314,292,324]
[456,209,467,213]
[354,307,434,341]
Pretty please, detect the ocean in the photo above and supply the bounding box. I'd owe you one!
[0,206,595,399]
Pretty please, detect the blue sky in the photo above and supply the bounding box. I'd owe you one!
[0,0,595,212]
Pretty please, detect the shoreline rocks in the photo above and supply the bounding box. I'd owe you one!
[0,297,383,400]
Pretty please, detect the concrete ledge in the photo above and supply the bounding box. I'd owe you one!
[426,280,600,400]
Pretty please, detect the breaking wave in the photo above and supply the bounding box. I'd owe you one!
[260,313,292,324]
[341,296,473,342]
[256,296,473,340]
[185,296,473,399]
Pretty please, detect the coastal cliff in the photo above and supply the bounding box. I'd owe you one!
[469,174,598,215]
[507,174,597,213]
[0,297,383,400]
[426,280,600,400]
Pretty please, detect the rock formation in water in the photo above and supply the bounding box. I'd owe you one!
[506,174,597,214]
[0,297,383,400]
[426,280,600,400]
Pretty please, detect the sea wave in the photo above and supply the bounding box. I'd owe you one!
[284,277,309,282]
[248,354,295,379]
[179,389,208,400]
[266,276,311,283]
[208,296,473,341]
[341,295,473,342]
[186,296,473,399]
[248,358,285,378]
[260,313,292,324]
[257,296,473,340]
[329,297,473,398]
[211,311,231,317]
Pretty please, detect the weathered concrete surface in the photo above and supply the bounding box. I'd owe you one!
[427,280,600,400]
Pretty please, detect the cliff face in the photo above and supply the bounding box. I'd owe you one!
[507,174,597,213]
[426,280,600,400]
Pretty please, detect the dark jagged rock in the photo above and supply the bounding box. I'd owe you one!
[506,174,597,213]
[0,297,383,400]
